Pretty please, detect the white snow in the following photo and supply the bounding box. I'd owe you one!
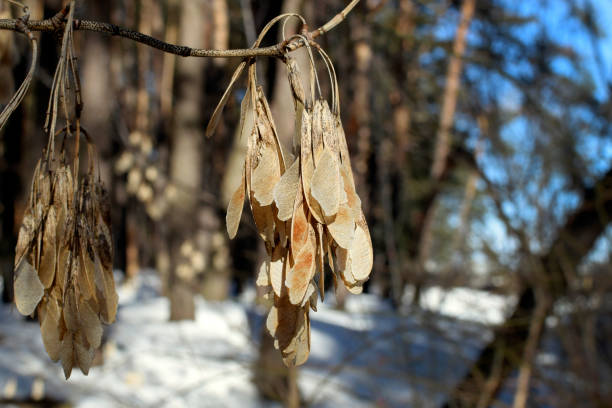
[404,285,516,325]
[0,272,504,407]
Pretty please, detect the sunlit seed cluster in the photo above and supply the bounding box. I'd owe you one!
[211,32,373,366]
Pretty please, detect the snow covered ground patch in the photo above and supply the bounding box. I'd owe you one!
[404,285,516,325]
[0,272,499,407]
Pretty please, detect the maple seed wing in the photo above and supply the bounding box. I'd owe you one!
[15,208,36,267]
[252,146,280,206]
[350,221,373,282]
[310,148,340,218]
[60,335,74,379]
[326,205,355,249]
[79,299,104,349]
[206,60,247,137]
[274,158,300,221]
[226,171,246,239]
[256,261,271,287]
[40,299,62,361]
[14,260,44,316]
[39,206,58,288]
[287,243,316,305]
[269,258,284,297]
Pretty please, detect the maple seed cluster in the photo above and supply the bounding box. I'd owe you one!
[13,140,117,379]
[215,45,373,366]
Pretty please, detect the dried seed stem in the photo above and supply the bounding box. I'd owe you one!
[0,9,37,131]
[3,0,27,9]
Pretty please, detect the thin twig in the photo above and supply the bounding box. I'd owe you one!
[0,0,361,58]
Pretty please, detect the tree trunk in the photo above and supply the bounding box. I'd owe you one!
[413,0,476,306]
[167,0,209,320]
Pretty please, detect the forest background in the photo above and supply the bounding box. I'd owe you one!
[1,0,612,407]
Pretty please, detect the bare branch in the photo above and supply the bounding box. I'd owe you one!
[0,0,360,58]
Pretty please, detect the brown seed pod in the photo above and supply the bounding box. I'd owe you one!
[14,136,116,379]
[212,33,373,367]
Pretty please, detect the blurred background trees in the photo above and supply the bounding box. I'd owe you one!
[1,0,612,406]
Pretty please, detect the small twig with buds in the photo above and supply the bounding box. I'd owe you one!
[0,0,360,58]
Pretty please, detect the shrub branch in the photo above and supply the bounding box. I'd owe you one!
[0,0,359,58]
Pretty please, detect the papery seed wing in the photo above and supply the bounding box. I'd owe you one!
[311,148,340,218]
[269,258,284,297]
[252,145,280,206]
[29,158,42,207]
[38,167,52,211]
[94,253,118,324]
[290,190,310,256]
[350,219,373,282]
[60,334,74,379]
[96,212,113,273]
[286,247,315,305]
[286,227,316,305]
[345,283,364,295]
[274,158,300,221]
[13,260,44,316]
[326,204,355,249]
[15,208,37,267]
[340,163,362,219]
[257,87,286,171]
[256,260,271,288]
[79,230,97,300]
[311,101,324,158]
[39,206,57,288]
[96,183,112,231]
[78,298,103,349]
[266,305,279,339]
[57,247,70,296]
[75,337,95,375]
[316,224,325,301]
[63,288,79,332]
[335,246,352,278]
[281,307,310,367]
[206,60,247,137]
[301,154,325,224]
[336,117,353,175]
[251,198,276,244]
[39,297,61,361]
[321,101,338,153]
[226,164,246,239]
[239,85,256,144]
[301,283,316,308]
[273,297,300,353]
[309,286,319,312]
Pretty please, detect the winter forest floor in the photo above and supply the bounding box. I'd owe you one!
[0,272,516,408]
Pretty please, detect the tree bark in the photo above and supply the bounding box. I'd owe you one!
[413,0,476,305]
[167,0,209,320]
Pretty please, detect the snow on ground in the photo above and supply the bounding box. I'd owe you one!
[0,272,505,407]
[411,286,516,325]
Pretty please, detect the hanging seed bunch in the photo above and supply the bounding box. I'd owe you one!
[207,18,373,366]
[12,1,117,379]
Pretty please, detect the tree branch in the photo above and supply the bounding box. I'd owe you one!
[0,0,360,58]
